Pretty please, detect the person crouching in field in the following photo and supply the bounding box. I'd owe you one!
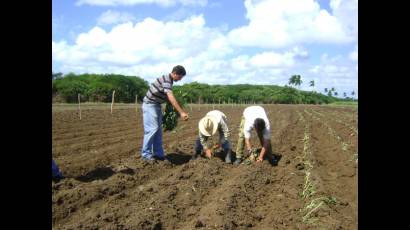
[234,105,277,166]
[140,65,189,162]
[192,110,233,163]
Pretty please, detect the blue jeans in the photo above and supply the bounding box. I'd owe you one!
[195,138,230,154]
[52,159,63,178]
[141,103,164,160]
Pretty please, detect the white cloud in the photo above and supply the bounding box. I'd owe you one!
[53,1,357,95]
[174,46,306,85]
[249,48,307,68]
[306,52,357,96]
[162,7,198,21]
[349,44,358,62]
[230,55,250,71]
[76,0,207,7]
[179,0,207,7]
[97,10,135,25]
[54,10,356,92]
[53,15,233,80]
[227,0,355,48]
[330,0,358,40]
[60,16,210,64]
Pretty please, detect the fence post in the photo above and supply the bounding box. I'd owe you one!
[135,95,138,115]
[111,90,115,115]
[78,93,81,120]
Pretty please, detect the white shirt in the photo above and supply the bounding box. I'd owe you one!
[243,106,271,140]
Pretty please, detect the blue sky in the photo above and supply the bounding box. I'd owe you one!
[52,0,358,97]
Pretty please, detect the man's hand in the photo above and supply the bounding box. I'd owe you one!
[256,157,263,163]
[180,112,189,121]
[205,149,212,159]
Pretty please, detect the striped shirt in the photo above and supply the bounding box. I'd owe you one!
[143,74,174,104]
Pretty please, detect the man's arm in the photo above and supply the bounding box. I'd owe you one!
[257,129,271,162]
[166,91,188,120]
[199,132,212,158]
[257,139,270,162]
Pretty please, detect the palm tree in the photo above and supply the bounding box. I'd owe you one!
[289,75,302,89]
[309,80,315,92]
[331,87,335,92]
[343,92,347,98]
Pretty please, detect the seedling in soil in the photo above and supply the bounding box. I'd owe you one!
[350,153,358,163]
[297,111,305,122]
[302,172,316,199]
[310,110,324,117]
[342,142,349,151]
[302,201,324,223]
[323,196,337,206]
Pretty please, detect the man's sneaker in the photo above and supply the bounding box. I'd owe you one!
[269,156,278,166]
[142,156,155,163]
[233,158,242,165]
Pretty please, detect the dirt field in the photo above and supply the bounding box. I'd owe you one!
[52,104,358,229]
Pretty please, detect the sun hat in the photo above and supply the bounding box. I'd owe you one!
[198,115,218,136]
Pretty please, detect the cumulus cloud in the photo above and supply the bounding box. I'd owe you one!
[174,46,307,85]
[76,0,207,7]
[53,15,224,65]
[53,0,357,95]
[97,10,135,25]
[330,0,358,40]
[53,15,235,82]
[307,52,357,96]
[227,0,355,48]
[227,47,307,70]
[349,44,358,62]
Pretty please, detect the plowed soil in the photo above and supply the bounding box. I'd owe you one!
[52,104,358,229]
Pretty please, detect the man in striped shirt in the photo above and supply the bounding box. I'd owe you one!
[141,65,189,162]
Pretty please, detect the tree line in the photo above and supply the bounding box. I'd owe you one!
[52,73,149,103]
[52,73,355,104]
